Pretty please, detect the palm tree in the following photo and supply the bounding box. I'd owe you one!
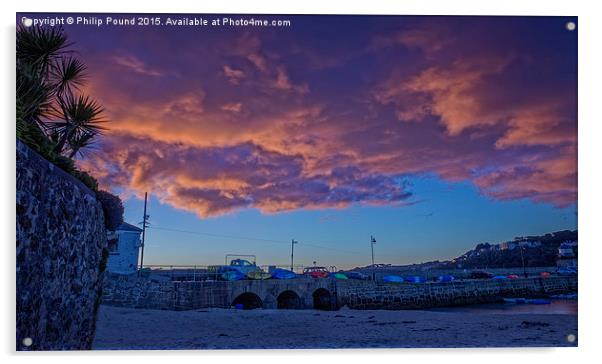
[16,25,107,159]
[16,61,54,142]
[50,93,107,156]
[16,25,69,79]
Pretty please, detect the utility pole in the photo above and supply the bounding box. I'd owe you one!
[138,192,149,275]
[291,239,298,272]
[370,235,376,281]
[520,244,527,278]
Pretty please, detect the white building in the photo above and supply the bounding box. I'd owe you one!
[558,242,576,258]
[500,241,517,250]
[518,240,541,248]
[106,222,143,274]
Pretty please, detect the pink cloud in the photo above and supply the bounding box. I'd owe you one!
[223,65,245,85]
[81,135,413,218]
[112,54,163,77]
[221,102,242,113]
[75,19,576,217]
[273,66,309,94]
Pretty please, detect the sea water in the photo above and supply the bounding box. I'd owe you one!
[424,299,577,315]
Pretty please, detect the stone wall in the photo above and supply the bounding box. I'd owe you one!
[102,273,576,312]
[102,274,335,310]
[102,273,234,310]
[16,140,108,350]
[336,276,577,309]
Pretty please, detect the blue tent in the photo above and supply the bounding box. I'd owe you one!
[271,268,296,279]
[346,271,368,280]
[383,275,404,283]
[437,275,455,282]
[221,269,246,281]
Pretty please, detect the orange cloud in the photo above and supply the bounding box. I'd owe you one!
[74,19,576,218]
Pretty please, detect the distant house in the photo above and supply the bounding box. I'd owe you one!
[518,240,541,248]
[500,241,517,250]
[557,240,578,269]
[106,222,143,274]
[558,242,576,258]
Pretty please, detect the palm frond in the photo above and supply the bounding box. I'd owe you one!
[50,94,108,154]
[16,24,109,162]
[52,57,87,97]
[67,131,97,158]
[16,61,54,128]
[16,25,71,79]
[66,94,107,132]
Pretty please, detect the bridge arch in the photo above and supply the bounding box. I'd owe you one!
[277,290,302,309]
[232,292,263,310]
[312,288,333,310]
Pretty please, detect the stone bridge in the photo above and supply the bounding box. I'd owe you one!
[102,273,577,311]
[226,278,337,310]
[103,274,341,310]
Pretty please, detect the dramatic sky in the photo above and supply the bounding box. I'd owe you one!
[25,14,578,268]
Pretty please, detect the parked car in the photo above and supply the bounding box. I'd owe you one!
[227,258,260,275]
[469,271,493,279]
[218,258,262,280]
[303,266,330,278]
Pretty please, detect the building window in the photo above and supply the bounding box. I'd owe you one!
[108,237,119,254]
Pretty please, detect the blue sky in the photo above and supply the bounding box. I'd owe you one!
[123,175,576,269]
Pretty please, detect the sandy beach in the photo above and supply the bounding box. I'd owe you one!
[93,304,577,350]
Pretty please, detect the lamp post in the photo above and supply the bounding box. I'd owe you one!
[520,244,527,278]
[291,239,298,272]
[370,235,376,281]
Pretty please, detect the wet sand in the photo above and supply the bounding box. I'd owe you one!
[92,304,577,350]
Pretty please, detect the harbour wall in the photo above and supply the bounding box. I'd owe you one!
[102,273,577,311]
[337,276,577,309]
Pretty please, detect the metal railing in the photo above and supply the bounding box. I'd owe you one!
[139,265,220,281]
[137,263,345,282]
[136,264,568,283]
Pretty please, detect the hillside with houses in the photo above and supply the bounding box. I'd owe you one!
[444,230,578,269]
[353,230,578,272]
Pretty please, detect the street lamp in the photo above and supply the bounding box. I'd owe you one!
[370,235,376,281]
[291,239,298,272]
[520,244,527,278]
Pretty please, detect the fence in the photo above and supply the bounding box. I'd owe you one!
[139,264,323,282]
[137,264,564,283]
[358,265,559,281]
